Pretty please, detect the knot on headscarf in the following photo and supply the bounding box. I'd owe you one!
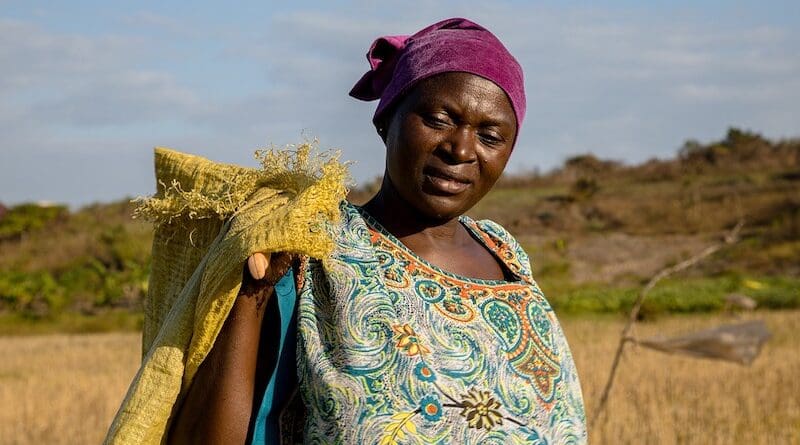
[350,35,409,101]
[349,17,526,131]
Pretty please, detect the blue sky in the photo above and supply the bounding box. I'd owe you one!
[1,1,798,207]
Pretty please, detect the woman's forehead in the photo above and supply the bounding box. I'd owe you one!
[409,73,516,124]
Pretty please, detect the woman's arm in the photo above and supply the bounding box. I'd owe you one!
[168,253,290,445]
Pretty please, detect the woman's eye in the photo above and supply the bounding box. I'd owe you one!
[479,132,504,146]
[423,113,451,127]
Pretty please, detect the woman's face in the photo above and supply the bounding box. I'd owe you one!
[381,72,517,221]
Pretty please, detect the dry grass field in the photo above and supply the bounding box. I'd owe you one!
[1,311,798,444]
[0,333,140,444]
[568,310,800,444]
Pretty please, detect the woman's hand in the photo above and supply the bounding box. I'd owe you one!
[169,252,293,444]
[247,252,270,280]
[246,252,293,284]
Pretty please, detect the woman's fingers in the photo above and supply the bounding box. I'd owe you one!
[246,252,270,280]
[245,252,293,284]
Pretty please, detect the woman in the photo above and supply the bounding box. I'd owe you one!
[171,17,586,444]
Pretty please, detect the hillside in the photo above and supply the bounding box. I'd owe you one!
[1,128,798,331]
[470,130,800,314]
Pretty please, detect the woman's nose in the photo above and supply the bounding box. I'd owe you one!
[440,127,477,164]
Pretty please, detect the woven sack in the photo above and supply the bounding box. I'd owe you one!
[105,145,348,444]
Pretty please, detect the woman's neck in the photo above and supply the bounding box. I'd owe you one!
[361,178,509,281]
[362,181,470,252]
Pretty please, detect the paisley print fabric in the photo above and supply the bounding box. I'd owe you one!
[296,203,586,444]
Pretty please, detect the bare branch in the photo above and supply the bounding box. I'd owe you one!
[590,220,744,428]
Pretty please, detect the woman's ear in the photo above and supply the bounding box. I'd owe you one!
[375,121,388,143]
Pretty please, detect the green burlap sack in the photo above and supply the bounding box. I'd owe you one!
[104,144,348,444]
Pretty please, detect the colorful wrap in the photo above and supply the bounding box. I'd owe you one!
[296,203,587,444]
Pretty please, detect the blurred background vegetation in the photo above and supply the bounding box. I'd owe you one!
[1,128,798,333]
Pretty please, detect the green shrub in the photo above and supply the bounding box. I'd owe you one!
[0,203,67,239]
[546,275,800,316]
[0,270,65,317]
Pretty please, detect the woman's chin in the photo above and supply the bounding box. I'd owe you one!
[412,193,475,221]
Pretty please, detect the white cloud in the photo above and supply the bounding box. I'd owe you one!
[0,19,144,91]
[1,3,798,207]
[0,18,200,145]
[32,70,200,126]
[121,11,191,36]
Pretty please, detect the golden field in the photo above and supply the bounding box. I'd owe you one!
[0,310,798,444]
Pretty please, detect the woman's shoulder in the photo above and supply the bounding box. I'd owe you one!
[321,200,375,253]
[335,200,367,231]
[462,215,515,243]
[460,215,534,280]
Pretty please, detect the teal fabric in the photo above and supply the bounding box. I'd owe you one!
[250,269,298,445]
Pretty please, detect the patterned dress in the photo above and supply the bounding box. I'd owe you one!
[296,203,587,444]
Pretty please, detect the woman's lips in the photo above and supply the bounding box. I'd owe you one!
[422,168,472,195]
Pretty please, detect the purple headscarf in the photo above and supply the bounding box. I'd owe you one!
[349,17,526,131]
